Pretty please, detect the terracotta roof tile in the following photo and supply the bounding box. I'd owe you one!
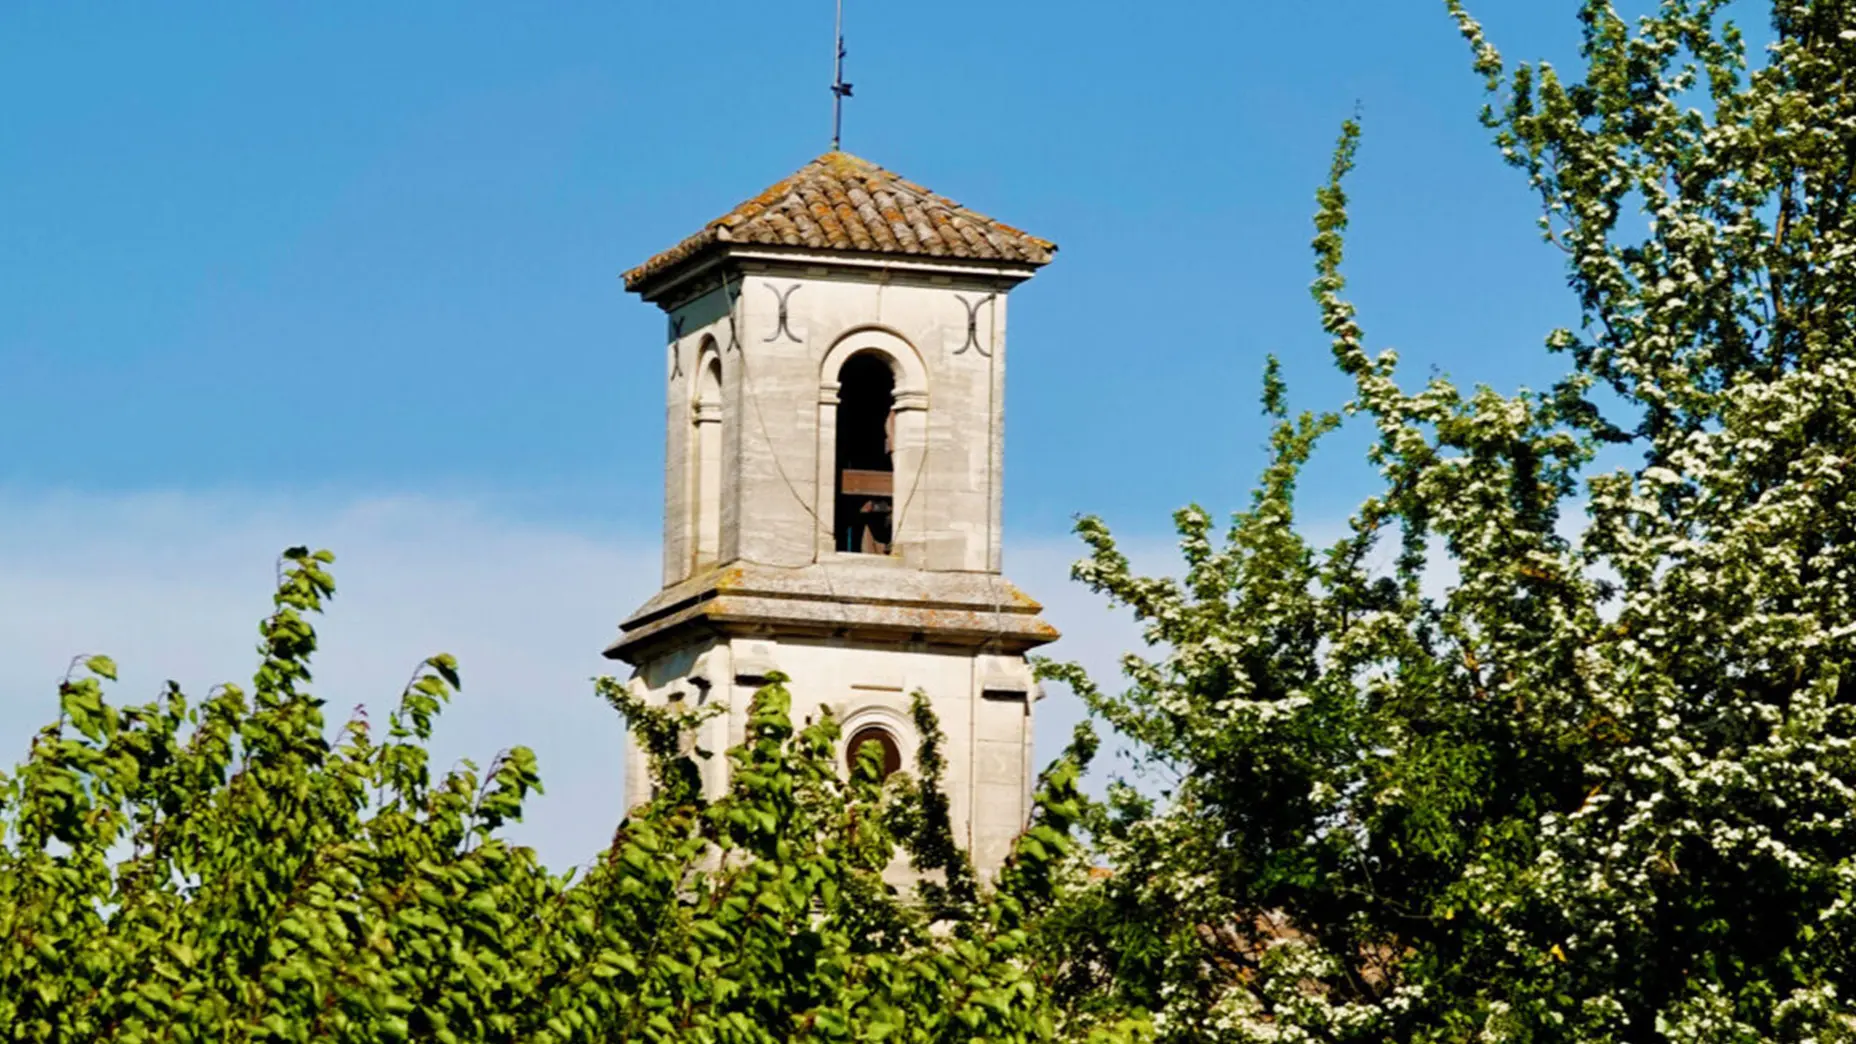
[624,151,1055,291]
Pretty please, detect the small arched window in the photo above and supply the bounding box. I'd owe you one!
[845,724,903,780]
[692,353,724,566]
[835,352,895,554]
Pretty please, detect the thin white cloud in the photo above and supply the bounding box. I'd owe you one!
[0,491,652,872]
[0,490,1159,870]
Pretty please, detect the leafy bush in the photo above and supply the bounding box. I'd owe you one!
[0,548,1121,1043]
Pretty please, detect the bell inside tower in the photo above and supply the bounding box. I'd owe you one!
[834,352,895,554]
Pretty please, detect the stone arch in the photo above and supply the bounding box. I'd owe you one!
[819,325,928,399]
[816,327,929,561]
[691,336,724,411]
[838,703,916,781]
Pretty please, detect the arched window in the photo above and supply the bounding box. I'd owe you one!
[845,724,902,780]
[834,352,895,554]
[692,353,724,566]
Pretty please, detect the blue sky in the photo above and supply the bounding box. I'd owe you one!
[1,2,1667,867]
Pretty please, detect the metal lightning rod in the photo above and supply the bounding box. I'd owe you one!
[830,0,852,151]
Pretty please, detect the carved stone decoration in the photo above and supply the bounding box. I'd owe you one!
[764,282,802,343]
[721,276,741,352]
[669,315,686,377]
[953,293,995,357]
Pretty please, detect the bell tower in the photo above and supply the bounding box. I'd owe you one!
[606,151,1058,875]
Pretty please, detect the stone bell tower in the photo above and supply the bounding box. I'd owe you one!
[606,151,1058,875]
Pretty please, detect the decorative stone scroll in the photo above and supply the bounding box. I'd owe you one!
[953,293,996,357]
[763,283,802,343]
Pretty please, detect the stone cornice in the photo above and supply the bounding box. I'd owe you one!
[605,560,1059,665]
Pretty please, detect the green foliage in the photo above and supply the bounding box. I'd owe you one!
[0,550,1124,1043]
[1035,1,1856,1040]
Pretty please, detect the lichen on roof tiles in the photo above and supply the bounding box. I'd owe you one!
[623,151,1056,291]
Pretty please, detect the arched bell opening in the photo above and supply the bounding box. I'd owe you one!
[834,352,896,554]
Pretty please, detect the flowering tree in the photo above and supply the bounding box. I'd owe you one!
[1041,1,1856,1039]
[0,548,1120,1043]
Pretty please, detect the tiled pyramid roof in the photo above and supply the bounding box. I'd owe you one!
[624,151,1056,291]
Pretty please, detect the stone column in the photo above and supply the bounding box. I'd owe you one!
[890,389,930,567]
[813,380,841,559]
[693,399,724,565]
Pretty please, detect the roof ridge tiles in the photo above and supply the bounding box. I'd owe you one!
[623,151,1055,292]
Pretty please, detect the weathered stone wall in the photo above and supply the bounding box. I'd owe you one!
[623,633,1039,879]
[658,265,1013,583]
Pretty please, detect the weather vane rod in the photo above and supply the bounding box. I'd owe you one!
[830,0,852,151]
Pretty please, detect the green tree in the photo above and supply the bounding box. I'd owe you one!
[0,547,1128,1043]
[1040,1,1856,1040]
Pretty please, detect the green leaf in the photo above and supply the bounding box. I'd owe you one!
[83,654,117,682]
